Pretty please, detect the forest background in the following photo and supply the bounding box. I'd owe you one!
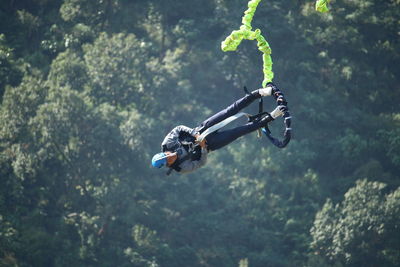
[1,0,399,266]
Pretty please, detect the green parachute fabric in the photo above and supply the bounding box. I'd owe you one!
[221,0,331,88]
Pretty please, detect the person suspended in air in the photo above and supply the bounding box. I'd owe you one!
[151,82,291,174]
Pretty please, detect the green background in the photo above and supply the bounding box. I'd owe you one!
[1,0,399,266]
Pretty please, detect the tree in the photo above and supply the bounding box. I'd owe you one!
[0,34,22,100]
[310,179,400,266]
[83,33,149,107]
[1,0,400,266]
[47,49,88,91]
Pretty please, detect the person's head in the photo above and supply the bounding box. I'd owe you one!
[151,152,177,168]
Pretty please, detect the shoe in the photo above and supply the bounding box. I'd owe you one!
[257,85,273,96]
[260,114,274,127]
[270,105,287,119]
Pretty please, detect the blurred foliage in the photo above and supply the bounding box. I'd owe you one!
[310,180,400,266]
[0,0,399,266]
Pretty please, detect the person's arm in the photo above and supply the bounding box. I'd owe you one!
[161,125,196,150]
[178,148,208,174]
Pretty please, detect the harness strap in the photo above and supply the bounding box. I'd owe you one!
[196,112,250,142]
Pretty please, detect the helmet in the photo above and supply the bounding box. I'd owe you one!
[151,152,168,168]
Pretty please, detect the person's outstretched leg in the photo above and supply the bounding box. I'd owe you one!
[196,87,274,133]
[206,105,286,151]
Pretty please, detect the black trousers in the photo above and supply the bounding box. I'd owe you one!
[197,93,270,151]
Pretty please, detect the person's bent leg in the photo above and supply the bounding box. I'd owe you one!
[197,91,261,133]
[206,117,274,151]
[205,104,287,151]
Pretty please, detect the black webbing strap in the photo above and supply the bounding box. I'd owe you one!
[243,84,292,148]
[262,111,291,148]
[243,86,251,95]
[261,84,292,148]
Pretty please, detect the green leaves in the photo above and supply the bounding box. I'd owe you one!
[47,49,88,91]
[0,34,22,99]
[0,75,46,143]
[60,0,120,30]
[83,33,148,106]
[1,0,400,266]
[311,180,400,266]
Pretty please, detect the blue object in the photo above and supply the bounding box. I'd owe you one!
[152,153,167,168]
